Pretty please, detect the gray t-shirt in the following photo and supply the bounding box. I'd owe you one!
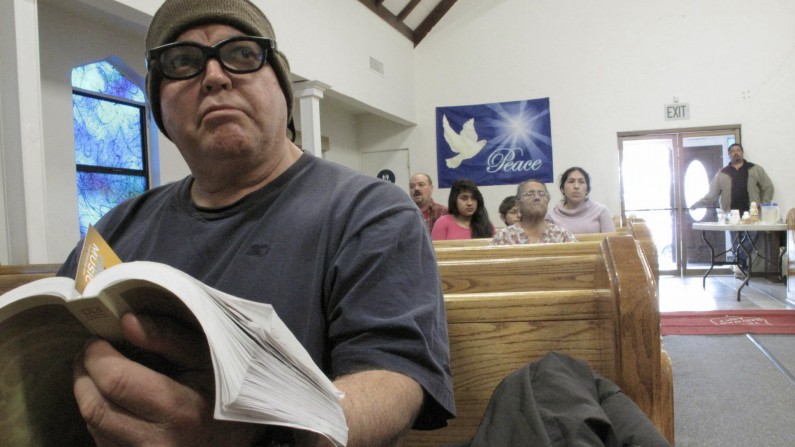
[60,153,455,428]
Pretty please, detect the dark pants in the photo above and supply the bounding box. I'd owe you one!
[731,231,758,271]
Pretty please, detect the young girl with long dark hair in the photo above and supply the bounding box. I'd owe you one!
[431,178,494,240]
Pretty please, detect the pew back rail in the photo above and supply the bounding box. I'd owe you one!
[0,264,61,295]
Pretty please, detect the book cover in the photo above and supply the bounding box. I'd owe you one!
[75,224,122,293]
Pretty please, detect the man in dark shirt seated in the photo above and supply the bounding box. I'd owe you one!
[62,1,455,445]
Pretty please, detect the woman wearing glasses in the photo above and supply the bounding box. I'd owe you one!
[546,167,616,234]
[431,179,494,240]
[492,179,576,245]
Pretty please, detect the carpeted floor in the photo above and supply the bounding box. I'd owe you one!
[663,334,795,446]
[661,310,795,335]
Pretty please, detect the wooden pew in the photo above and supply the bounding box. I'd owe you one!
[434,240,602,262]
[575,229,628,242]
[628,218,659,284]
[431,228,630,249]
[438,254,601,294]
[432,230,641,262]
[404,235,673,446]
[787,208,795,301]
[0,264,61,295]
[432,238,492,248]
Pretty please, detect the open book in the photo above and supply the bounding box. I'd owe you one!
[0,228,347,446]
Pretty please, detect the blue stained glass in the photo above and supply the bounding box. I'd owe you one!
[72,59,148,237]
[73,94,143,169]
[76,172,146,237]
[71,61,145,103]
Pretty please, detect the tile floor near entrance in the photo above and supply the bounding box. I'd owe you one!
[659,272,795,447]
[658,272,793,313]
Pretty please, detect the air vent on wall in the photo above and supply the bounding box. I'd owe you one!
[369,56,384,76]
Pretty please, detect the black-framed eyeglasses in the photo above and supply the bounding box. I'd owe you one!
[519,190,548,199]
[146,36,275,80]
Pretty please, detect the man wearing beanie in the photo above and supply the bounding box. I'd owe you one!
[59,0,455,445]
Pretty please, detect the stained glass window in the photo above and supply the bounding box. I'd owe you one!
[72,60,145,102]
[76,172,147,235]
[72,61,148,237]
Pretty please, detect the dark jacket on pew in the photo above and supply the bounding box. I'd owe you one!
[460,353,671,447]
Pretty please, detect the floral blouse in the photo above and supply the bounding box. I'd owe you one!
[491,222,577,245]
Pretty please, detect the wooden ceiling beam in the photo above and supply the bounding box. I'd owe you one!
[397,0,421,21]
[412,0,457,46]
[357,0,414,41]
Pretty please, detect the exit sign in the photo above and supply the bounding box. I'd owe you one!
[665,103,689,120]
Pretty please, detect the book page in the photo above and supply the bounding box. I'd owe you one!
[0,277,78,323]
[0,304,96,446]
[86,262,347,446]
[192,281,347,445]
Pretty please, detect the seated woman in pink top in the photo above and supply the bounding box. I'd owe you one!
[546,167,616,234]
[432,178,495,240]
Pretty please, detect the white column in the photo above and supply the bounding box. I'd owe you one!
[294,81,330,158]
[0,0,48,263]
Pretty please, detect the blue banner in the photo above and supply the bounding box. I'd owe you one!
[436,98,553,188]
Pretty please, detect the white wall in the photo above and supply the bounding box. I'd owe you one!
[414,0,795,224]
[0,0,19,264]
[258,0,418,124]
[318,101,361,170]
[0,94,7,263]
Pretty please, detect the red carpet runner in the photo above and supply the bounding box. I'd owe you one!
[661,310,795,335]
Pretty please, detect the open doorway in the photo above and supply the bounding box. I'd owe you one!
[618,126,740,276]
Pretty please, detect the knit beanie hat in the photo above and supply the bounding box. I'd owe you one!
[145,0,293,139]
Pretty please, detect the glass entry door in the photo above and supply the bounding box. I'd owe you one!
[619,127,740,276]
[620,136,677,274]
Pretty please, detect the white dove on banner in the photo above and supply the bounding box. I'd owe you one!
[443,115,488,169]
